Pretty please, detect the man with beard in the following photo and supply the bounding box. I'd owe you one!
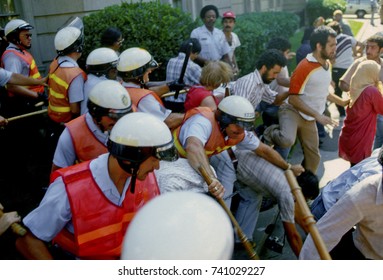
[231,49,289,113]
[263,26,349,173]
[190,5,231,67]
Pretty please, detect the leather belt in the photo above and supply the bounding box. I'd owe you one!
[227,147,238,171]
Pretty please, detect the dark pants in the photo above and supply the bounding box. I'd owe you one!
[332,68,347,117]
[330,228,367,260]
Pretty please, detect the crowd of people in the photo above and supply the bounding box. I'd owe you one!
[0,4,382,260]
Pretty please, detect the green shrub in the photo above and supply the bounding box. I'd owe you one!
[232,12,300,76]
[306,0,347,25]
[82,1,198,80]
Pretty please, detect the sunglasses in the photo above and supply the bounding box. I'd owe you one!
[23,34,32,39]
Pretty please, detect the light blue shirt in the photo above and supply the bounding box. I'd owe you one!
[24,153,131,241]
[191,25,231,61]
[321,148,382,211]
[52,113,108,168]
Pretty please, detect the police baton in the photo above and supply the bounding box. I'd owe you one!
[174,42,192,100]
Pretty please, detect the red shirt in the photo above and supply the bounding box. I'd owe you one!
[184,85,219,111]
[339,86,383,164]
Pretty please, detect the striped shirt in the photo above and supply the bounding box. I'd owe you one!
[165,52,201,102]
[334,33,356,69]
[231,69,278,110]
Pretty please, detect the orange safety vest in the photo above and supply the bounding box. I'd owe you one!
[48,58,87,123]
[1,48,44,97]
[51,161,160,259]
[125,87,164,107]
[173,107,244,158]
[65,115,107,163]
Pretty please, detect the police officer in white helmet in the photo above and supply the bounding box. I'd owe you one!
[46,25,87,156]
[117,47,185,129]
[51,80,132,172]
[82,47,119,114]
[1,19,46,114]
[16,112,177,259]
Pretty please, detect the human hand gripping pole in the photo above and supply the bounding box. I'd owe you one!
[284,170,331,260]
[0,207,27,236]
[198,166,259,260]
[173,42,192,100]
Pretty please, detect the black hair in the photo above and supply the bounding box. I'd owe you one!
[179,38,201,54]
[327,21,342,35]
[200,5,219,19]
[296,170,320,200]
[266,37,292,52]
[367,34,383,49]
[101,27,122,46]
[309,25,337,51]
[255,49,287,70]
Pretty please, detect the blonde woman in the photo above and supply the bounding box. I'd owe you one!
[339,60,383,166]
[184,61,232,111]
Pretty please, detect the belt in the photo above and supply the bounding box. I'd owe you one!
[227,147,238,171]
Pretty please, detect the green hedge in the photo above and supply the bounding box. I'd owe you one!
[82,2,300,80]
[306,0,347,25]
[229,12,300,76]
[82,1,198,80]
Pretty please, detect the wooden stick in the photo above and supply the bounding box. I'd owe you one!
[198,166,259,260]
[0,208,27,236]
[285,170,331,260]
[7,108,47,122]
[161,90,187,99]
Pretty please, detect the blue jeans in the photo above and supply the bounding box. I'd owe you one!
[310,193,326,221]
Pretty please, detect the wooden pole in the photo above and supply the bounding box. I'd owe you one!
[198,166,259,260]
[7,109,47,122]
[0,208,27,236]
[161,90,187,99]
[285,170,331,260]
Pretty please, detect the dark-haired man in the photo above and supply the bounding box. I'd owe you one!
[264,26,349,174]
[191,5,231,66]
[164,38,202,112]
[231,49,289,111]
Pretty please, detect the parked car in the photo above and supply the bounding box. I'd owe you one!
[345,0,377,18]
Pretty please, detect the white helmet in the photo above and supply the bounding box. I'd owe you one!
[87,80,132,121]
[86,47,119,76]
[217,95,255,130]
[117,47,158,79]
[4,19,33,37]
[108,112,178,180]
[54,26,84,56]
[121,192,234,260]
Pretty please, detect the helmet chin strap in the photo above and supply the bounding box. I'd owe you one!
[117,159,140,193]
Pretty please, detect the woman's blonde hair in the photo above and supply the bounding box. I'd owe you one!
[199,61,233,89]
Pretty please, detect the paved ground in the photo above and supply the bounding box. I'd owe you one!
[233,14,383,260]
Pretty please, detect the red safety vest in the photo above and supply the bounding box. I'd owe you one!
[51,161,160,259]
[1,48,44,97]
[48,58,87,123]
[65,114,107,163]
[125,87,164,107]
[173,107,244,158]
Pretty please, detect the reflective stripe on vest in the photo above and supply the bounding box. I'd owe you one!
[52,161,160,259]
[65,114,107,162]
[47,58,86,123]
[173,107,244,158]
[1,49,44,96]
